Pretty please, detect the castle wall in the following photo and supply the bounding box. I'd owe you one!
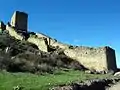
[36,33,69,49]
[35,33,117,71]
[10,11,28,32]
[4,11,117,72]
[6,25,117,72]
[6,25,23,40]
[64,46,117,71]
[27,37,48,52]
[6,25,48,52]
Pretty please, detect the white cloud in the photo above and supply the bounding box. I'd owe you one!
[73,39,80,46]
[73,39,80,43]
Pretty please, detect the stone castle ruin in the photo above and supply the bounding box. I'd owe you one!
[0,11,117,72]
[10,11,28,33]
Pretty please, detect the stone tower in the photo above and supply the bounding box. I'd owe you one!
[0,21,6,30]
[10,11,28,33]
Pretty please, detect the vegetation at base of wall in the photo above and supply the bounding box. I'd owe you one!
[0,70,113,90]
[0,31,86,74]
[0,31,115,90]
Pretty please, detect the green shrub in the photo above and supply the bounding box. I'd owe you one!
[0,32,86,74]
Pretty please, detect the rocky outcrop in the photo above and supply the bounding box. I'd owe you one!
[51,78,120,90]
[107,82,120,90]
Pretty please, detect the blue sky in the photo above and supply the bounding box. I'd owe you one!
[0,0,120,67]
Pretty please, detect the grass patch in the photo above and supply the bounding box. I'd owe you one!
[0,70,112,90]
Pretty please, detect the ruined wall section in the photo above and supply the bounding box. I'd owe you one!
[6,26,48,52]
[36,33,69,49]
[6,25,23,40]
[28,33,117,71]
[64,46,116,71]
[27,36,48,52]
[5,25,117,71]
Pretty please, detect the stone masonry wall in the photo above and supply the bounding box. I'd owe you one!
[6,25,48,52]
[64,46,117,71]
[6,25,117,71]
[27,36,48,52]
[36,33,69,49]
[6,25,23,40]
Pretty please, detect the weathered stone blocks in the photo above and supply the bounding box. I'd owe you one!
[64,46,117,71]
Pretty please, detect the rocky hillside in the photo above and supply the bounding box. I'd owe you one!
[52,78,120,90]
[0,31,86,74]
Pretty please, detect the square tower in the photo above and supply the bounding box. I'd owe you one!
[10,11,28,32]
[0,21,6,30]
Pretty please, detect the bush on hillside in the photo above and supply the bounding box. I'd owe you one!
[0,32,87,74]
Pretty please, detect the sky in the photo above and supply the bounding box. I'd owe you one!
[0,0,120,67]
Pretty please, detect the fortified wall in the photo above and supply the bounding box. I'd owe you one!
[0,11,117,72]
[64,46,117,71]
